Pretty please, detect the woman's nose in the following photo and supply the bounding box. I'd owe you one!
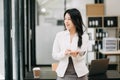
[65,20,69,23]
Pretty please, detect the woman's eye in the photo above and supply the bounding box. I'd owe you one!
[64,18,71,20]
[68,18,71,20]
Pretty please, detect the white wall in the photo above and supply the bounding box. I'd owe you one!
[0,0,4,79]
[36,15,64,65]
[105,0,120,16]
[0,28,4,79]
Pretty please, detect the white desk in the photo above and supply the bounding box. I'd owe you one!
[100,50,120,72]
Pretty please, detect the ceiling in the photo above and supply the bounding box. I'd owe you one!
[36,0,67,17]
[37,0,65,9]
[36,0,75,10]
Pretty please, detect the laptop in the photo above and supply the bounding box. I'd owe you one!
[89,58,109,76]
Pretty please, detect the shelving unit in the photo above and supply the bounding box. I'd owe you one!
[86,4,104,16]
[87,16,120,59]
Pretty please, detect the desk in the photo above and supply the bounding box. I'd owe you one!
[24,67,57,80]
[89,70,120,80]
[100,50,120,72]
[25,71,56,80]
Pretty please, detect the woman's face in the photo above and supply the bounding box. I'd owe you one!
[64,13,75,31]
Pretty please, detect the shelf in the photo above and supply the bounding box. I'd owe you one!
[87,16,120,59]
[88,16,119,28]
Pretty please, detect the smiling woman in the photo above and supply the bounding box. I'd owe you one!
[52,8,89,80]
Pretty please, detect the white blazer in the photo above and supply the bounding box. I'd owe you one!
[52,30,89,77]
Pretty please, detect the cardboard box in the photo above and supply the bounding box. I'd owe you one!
[86,4,104,16]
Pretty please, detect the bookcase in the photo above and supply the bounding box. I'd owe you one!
[87,16,120,59]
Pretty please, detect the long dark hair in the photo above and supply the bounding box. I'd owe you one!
[64,8,86,48]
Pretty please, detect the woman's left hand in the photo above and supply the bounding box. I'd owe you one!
[70,50,79,57]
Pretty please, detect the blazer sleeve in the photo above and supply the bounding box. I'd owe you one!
[52,33,69,61]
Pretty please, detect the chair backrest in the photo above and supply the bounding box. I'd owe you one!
[52,63,58,71]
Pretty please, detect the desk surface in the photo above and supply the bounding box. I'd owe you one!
[24,66,57,80]
[25,70,120,80]
[25,70,56,80]
[89,70,120,80]
[99,50,120,72]
[100,50,120,55]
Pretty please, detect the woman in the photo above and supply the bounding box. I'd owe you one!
[52,8,89,80]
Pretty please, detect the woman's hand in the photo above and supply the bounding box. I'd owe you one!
[65,49,71,56]
[70,50,79,57]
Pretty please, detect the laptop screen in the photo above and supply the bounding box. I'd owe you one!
[89,59,109,76]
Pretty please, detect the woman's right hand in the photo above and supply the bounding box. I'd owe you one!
[65,49,71,56]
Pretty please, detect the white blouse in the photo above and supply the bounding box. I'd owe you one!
[52,30,89,77]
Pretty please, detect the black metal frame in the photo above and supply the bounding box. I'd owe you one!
[4,0,13,80]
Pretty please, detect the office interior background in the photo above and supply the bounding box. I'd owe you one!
[0,0,120,80]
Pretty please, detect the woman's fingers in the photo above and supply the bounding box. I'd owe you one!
[65,49,71,55]
[70,51,78,57]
